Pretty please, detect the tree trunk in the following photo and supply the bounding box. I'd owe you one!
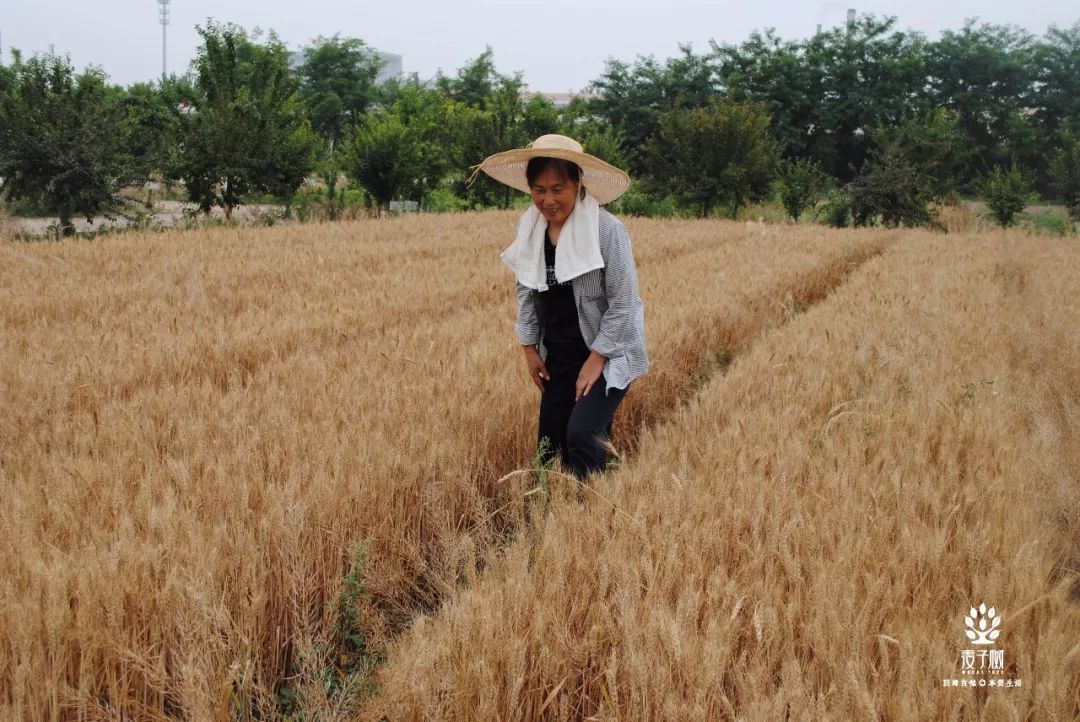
[58,203,74,238]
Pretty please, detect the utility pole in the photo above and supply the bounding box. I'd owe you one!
[158,0,171,82]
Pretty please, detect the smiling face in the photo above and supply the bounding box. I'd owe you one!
[528,164,580,228]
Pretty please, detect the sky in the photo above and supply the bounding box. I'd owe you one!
[1,1,1077,92]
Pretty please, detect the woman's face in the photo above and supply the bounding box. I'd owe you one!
[529,166,579,227]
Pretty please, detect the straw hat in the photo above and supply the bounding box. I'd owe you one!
[467,133,631,205]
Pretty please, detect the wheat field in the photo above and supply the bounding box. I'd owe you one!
[1,211,1077,720]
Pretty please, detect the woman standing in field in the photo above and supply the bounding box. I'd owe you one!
[469,134,649,480]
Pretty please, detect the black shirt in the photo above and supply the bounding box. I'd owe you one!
[538,229,589,370]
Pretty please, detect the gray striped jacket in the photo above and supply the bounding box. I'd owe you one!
[515,207,649,396]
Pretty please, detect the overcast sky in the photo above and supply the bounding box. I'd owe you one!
[1,1,1077,92]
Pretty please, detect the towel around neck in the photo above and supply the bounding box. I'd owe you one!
[500,191,605,291]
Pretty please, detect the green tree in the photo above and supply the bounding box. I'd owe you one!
[0,51,138,235]
[802,14,929,183]
[983,163,1037,227]
[342,110,431,212]
[297,34,384,146]
[588,44,720,174]
[119,81,181,184]
[1031,22,1080,144]
[555,97,631,171]
[714,28,816,158]
[777,156,825,221]
[436,46,499,108]
[175,21,319,218]
[0,51,15,95]
[846,146,933,227]
[1049,126,1080,220]
[435,49,530,208]
[868,107,973,201]
[925,20,1035,184]
[521,94,560,140]
[644,97,779,218]
[577,124,630,173]
[375,76,481,204]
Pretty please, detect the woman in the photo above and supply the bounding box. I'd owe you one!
[469,134,649,480]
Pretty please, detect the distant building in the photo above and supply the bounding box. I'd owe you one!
[372,51,403,85]
[288,48,403,86]
[520,90,602,108]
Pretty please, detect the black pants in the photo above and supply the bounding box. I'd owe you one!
[537,344,629,480]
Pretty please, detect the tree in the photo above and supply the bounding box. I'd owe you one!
[983,163,1037,227]
[1031,22,1080,142]
[119,81,181,185]
[437,46,499,108]
[297,35,384,146]
[0,52,15,95]
[0,51,138,235]
[714,28,816,158]
[925,20,1035,184]
[373,76,483,207]
[1049,126,1080,220]
[341,110,429,212]
[521,94,560,140]
[576,124,631,174]
[868,107,973,201]
[587,45,720,174]
[802,14,929,183]
[174,21,319,218]
[643,97,779,218]
[846,146,933,227]
[777,157,825,221]
[435,49,530,208]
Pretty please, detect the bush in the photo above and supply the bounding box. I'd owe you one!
[777,157,825,221]
[611,185,694,218]
[817,188,851,228]
[422,187,471,213]
[3,196,55,218]
[289,184,373,221]
[340,188,374,218]
[983,163,1037,227]
[847,148,933,227]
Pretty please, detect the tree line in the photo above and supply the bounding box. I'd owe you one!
[0,13,1078,235]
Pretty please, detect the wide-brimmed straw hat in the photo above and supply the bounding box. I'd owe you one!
[466,133,631,205]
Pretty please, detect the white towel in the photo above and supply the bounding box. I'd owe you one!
[499,191,605,291]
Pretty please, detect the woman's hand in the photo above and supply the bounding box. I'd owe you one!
[576,351,607,401]
[523,345,550,391]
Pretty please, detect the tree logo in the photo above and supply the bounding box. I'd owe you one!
[964,602,1001,645]
[941,601,1020,689]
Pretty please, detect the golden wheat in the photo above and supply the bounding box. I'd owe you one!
[364,229,1080,720]
[3,212,1073,720]
[0,211,883,719]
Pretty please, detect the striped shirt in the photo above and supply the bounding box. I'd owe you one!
[515,207,650,396]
